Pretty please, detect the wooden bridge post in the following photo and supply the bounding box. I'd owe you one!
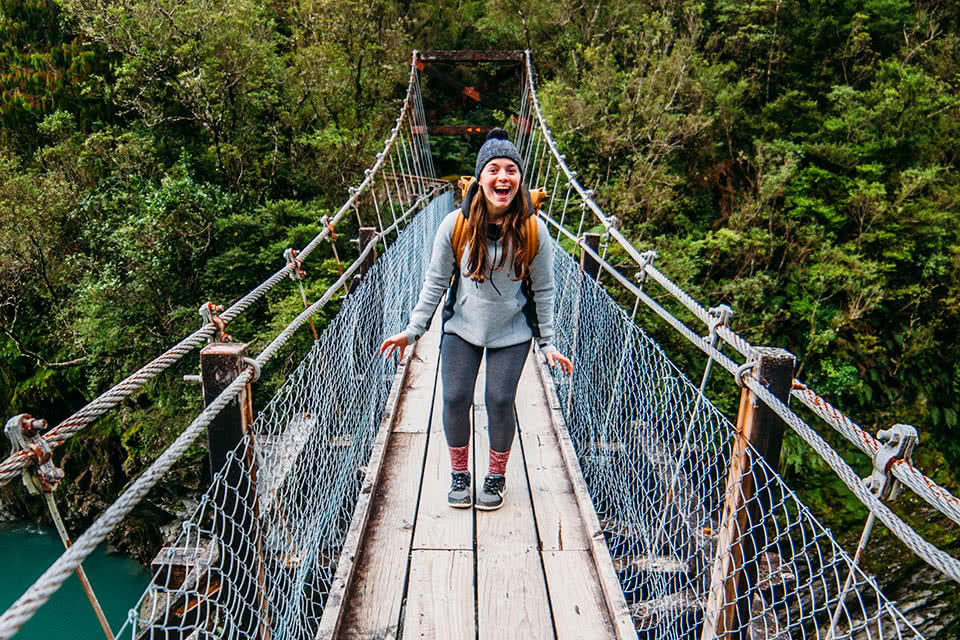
[701,347,795,640]
[580,232,602,280]
[358,227,378,275]
[351,227,379,292]
[200,343,270,640]
[201,343,253,478]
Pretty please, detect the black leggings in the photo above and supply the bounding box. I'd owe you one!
[440,333,530,453]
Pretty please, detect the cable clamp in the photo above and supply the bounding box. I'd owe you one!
[242,357,262,383]
[4,414,63,494]
[320,215,338,240]
[200,303,231,343]
[284,248,306,282]
[637,250,658,285]
[735,362,755,387]
[864,424,918,501]
[708,305,734,336]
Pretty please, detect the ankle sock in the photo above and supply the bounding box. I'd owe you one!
[488,448,511,475]
[449,445,469,472]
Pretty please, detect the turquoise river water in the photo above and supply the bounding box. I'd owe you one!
[0,521,151,639]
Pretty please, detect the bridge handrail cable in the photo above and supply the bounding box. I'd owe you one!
[0,50,430,489]
[0,182,446,639]
[522,51,960,579]
[0,49,444,638]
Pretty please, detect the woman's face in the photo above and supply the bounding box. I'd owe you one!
[479,159,520,217]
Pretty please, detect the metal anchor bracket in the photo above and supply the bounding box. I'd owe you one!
[320,215,338,240]
[200,302,231,344]
[864,423,918,501]
[5,414,116,638]
[4,414,64,494]
[708,305,734,333]
[284,248,306,282]
[284,247,320,341]
[600,215,619,248]
[637,250,657,285]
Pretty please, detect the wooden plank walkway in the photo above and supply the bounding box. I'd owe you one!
[317,316,636,640]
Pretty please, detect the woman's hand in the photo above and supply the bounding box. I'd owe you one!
[545,350,573,374]
[380,333,410,360]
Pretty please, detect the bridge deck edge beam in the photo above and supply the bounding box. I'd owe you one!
[532,345,640,640]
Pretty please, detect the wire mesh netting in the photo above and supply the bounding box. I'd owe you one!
[117,192,452,640]
[547,247,923,639]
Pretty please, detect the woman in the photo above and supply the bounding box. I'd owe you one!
[380,128,572,511]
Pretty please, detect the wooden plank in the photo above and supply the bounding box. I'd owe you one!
[514,356,555,435]
[516,354,589,551]
[418,50,525,62]
[337,432,426,639]
[477,547,553,639]
[519,432,589,552]
[543,551,616,640]
[517,425,588,551]
[533,347,640,640]
[256,413,314,513]
[412,371,473,551]
[393,321,442,434]
[474,363,538,548]
[313,334,425,640]
[403,550,474,640]
[475,360,552,638]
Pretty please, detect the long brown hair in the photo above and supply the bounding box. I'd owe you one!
[464,187,533,282]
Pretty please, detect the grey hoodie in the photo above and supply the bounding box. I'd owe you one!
[402,209,557,354]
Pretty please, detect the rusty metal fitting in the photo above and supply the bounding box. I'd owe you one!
[864,424,918,501]
[4,414,64,494]
[241,357,262,383]
[735,361,755,387]
[199,303,231,343]
[320,215,338,240]
[283,248,306,282]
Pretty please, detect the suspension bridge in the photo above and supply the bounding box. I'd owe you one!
[2,50,960,640]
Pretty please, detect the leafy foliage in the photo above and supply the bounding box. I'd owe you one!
[0,0,957,604]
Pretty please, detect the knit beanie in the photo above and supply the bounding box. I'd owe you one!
[474,128,523,179]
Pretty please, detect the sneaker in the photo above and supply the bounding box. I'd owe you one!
[476,474,507,511]
[448,471,472,508]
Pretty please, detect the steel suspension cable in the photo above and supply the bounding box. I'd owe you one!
[0,185,446,640]
[520,49,960,542]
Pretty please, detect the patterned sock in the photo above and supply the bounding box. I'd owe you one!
[488,448,511,476]
[449,445,470,472]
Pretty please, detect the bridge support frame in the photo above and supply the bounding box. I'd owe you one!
[702,347,795,640]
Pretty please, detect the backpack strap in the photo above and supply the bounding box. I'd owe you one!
[524,215,540,267]
[451,211,468,274]
[457,176,475,201]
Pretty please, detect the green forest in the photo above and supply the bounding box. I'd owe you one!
[1,0,959,624]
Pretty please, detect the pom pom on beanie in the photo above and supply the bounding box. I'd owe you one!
[474,128,523,179]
